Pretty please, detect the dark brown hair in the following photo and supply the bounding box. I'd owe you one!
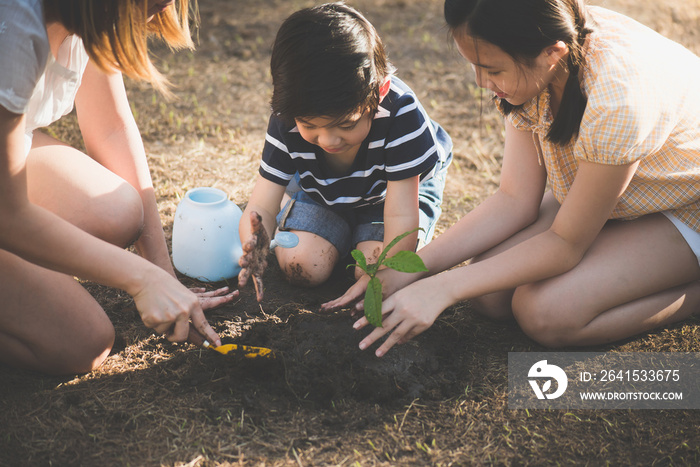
[444,0,592,145]
[270,2,395,124]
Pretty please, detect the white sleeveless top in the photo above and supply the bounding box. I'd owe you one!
[0,0,89,156]
[23,34,90,154]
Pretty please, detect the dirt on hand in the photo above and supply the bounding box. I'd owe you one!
[237,211,270,302]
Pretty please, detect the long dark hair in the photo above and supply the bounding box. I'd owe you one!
[270,2,395,124]
[444,0,592,145]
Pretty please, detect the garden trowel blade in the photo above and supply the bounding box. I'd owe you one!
[188,326,276,359]
[209,343,276,359]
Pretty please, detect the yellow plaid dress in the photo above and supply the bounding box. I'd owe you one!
[502,7,700,232]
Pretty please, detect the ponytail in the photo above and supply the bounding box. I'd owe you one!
[547,0,591,144]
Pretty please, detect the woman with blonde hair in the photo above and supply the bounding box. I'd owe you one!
[0,0,235,375]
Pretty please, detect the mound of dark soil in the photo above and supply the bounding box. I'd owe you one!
[177,261,513,410]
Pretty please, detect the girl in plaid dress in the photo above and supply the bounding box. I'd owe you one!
[324,0,700,357]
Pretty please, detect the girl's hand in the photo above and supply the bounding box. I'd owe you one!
[132,267,221,346]
[353,276,451,357]
[238,211,269,302]
[189,286,239,311]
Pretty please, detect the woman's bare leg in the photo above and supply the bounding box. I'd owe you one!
[0,250,114,374]
[0,134,144,374]
[26,132,144,246]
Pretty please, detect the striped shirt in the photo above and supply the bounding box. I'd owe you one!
[501,7,700,232]
[260,76,452,211]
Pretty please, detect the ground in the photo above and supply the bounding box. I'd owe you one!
[1,0,699,465]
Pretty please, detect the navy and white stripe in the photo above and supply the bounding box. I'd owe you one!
[260,76,452,211]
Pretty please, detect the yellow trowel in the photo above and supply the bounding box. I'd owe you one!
[188,327,275,359]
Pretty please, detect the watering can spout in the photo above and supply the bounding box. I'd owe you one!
[270,231,299,250]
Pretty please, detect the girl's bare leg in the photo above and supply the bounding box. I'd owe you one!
[0,134,144,374]
[468,191,700,346]
[512,213,700,347]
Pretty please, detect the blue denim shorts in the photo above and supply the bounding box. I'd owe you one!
[276,159,451,258]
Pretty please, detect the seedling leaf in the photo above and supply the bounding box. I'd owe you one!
[350,228,428,328]
[375,227,422,267]
[364,277,383,328]
[350,249,368,273]
[382,250,428,273]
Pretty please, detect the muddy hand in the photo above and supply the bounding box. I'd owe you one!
[238,211,269,302]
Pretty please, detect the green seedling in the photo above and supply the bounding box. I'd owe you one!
[349,228,428,327]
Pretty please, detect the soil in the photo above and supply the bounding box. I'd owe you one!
[1,1,699,466]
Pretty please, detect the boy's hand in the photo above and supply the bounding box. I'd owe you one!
[238,211,269,302]
[320,274,370,314]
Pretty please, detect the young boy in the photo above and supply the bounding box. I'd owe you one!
[238,2,452,299]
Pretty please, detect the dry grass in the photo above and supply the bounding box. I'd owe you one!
[1,1,699,466]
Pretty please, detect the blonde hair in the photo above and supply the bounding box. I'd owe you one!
[43,0,198,96]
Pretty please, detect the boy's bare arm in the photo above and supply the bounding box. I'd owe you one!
[383,176,421,255]
[238,176,286,302]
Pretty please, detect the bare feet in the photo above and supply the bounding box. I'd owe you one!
[238,211,269,301]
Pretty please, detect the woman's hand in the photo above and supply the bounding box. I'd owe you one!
[189,286,239,311]
[353,275,452,357]
[238,211,269,302]
[131,267,221,346]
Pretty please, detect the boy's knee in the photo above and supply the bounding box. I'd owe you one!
[353,266,367,281]
[285,264,329,287]
[281,257,334,287]
[277,246,337,288]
